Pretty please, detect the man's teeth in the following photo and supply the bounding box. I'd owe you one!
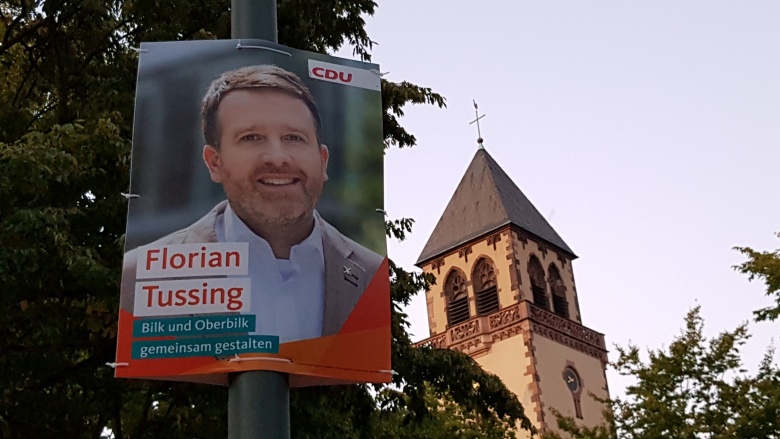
[261,178,296,185]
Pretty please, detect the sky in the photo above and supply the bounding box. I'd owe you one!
[340,1,780,398]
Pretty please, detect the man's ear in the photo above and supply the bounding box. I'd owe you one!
[320,144,329,182]
[203,145,223,183]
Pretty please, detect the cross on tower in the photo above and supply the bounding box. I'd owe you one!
[469,100,486,149]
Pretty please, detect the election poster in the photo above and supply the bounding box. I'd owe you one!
[114,39,390,387]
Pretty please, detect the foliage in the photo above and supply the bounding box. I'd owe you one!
[544,307,780,439]
[734,232,780,322]
[370,384,520,439]
[382,81,446,149]
[0,1,530,438]
[385,216,414,242]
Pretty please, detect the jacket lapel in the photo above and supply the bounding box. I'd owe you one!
[320,216,367,336]
[182,200,226,244]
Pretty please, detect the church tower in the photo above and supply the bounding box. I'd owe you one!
[415,146,609,436]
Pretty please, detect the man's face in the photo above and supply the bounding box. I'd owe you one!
[203,89,328,230]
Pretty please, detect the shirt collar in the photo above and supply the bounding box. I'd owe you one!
[223,203,324,264]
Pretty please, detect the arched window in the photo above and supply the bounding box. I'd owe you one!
[445,269,470,326]
[472,257,499,315]
[548,264,569,319]
[528,255,549,310]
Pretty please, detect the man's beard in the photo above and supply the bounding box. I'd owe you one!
[223,168,323,234]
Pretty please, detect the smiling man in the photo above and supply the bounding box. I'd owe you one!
[201,67,330,260]
[121,65,384,343]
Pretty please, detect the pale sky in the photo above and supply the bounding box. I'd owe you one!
[338,0,780,399]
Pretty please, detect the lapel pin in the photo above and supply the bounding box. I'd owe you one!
[343,266,359,286]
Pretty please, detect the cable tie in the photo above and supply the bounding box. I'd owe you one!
[378,369,398,375]
[370,69,389,77]
[235,41,293,57]
[374,208,387,215]
[121,192,140,199]
[106,362,129,368]
[130,47,149,53]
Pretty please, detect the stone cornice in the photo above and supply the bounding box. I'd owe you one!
[415,301,607,362]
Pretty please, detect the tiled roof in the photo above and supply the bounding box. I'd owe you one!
[416,148,575,265]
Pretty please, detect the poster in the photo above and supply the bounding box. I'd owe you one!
[114,40,390,387]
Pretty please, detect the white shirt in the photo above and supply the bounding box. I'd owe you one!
[215,203,325,343]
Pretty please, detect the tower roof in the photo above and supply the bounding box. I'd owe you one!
[416,148,576,265]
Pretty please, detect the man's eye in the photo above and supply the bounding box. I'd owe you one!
[284,134,305,142]
[241,134,262,141]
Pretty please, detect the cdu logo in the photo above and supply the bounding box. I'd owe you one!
[311,67,353,83]
[308,59,380,91]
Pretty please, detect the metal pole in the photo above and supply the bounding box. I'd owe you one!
[229,2,288,438]
[228,372,290,439]
[232,0,277,42]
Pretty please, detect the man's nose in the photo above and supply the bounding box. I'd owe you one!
[260,139,291,167]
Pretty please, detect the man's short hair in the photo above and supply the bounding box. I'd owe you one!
[201,65,323,149]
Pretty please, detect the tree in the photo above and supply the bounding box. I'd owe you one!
[370,384,519,439]
[0,1,530,437]
[734,232,780,322]
[544,307,780,439]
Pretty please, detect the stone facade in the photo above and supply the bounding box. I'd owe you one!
[416,226,609,436]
